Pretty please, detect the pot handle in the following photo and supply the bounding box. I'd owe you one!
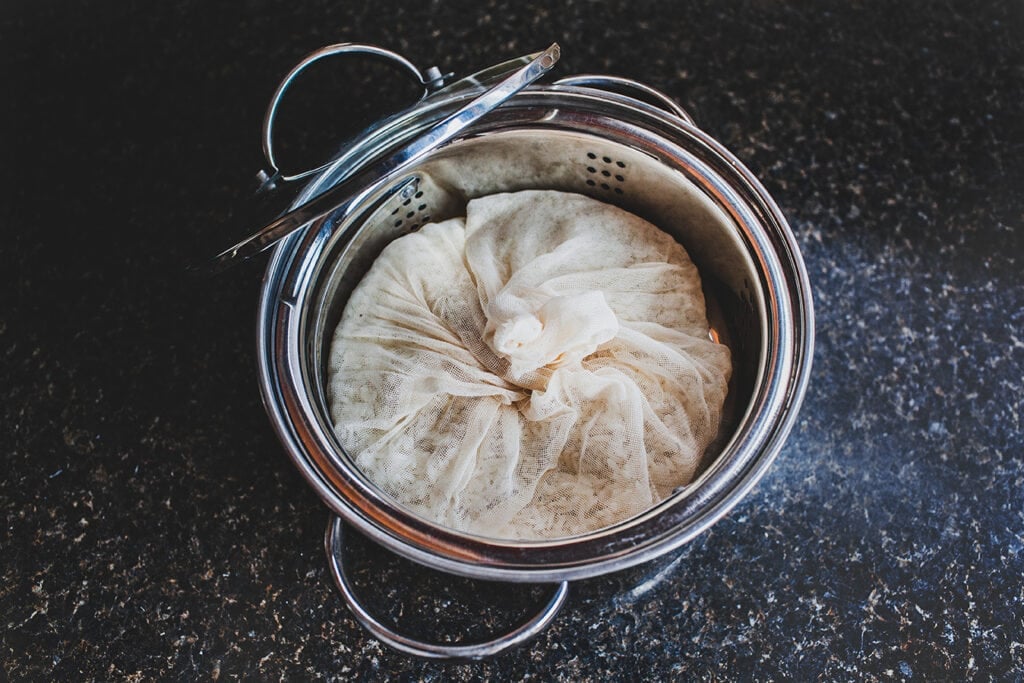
[553,74,696,125]
[324,515,570,660]
[262,43,442,183]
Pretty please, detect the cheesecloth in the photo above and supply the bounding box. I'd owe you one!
[328,190,731,540]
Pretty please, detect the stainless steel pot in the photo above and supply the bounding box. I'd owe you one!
[242,44,813,658]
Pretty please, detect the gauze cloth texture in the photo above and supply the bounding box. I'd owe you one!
[328,190,732,540]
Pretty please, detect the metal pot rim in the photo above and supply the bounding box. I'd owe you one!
[256,85,814,582]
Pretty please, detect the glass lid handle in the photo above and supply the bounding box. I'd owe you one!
[261,43,445,185]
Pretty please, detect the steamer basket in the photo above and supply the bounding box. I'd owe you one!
[246,45,814,658]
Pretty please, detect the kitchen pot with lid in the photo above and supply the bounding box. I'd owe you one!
[219,42,814,658]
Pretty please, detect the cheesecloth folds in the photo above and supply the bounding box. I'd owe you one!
[328,190,732,540]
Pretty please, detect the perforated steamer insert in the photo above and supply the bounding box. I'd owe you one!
[217,43,814,658]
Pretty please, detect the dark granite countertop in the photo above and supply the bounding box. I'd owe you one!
[3,1,1022,679]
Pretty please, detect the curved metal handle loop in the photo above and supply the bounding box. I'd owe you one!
[324,515,570,660]
[262,44,431,182]
[553,74,696,126]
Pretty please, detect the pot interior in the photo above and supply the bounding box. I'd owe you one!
[303,128,767,538]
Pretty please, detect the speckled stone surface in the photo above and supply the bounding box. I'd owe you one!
[3,1,1023,680]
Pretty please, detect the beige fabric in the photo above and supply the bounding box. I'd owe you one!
[328,190,731,540]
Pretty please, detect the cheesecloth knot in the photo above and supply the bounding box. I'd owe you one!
[487,290,619,376]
